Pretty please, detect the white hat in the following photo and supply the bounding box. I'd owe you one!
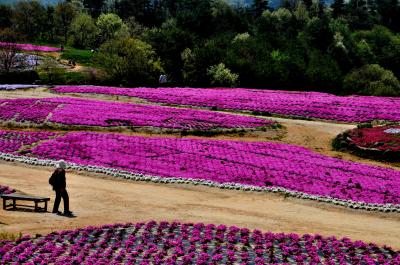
[56,160,67,169]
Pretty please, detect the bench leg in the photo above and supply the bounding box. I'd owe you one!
[12,199,16,210]
[34,201,38,212]
[44,201,48,212]
[3,199,6,210]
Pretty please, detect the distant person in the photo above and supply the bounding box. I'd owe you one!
[60,45,64,52]
[159,74,167,86]
[49,160,73,216]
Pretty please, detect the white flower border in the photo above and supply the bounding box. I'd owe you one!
[1,152,399,213]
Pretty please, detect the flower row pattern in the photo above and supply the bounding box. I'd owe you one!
[1,221,399,264]
[0,130,395,209]
[0,130,55,154]
[0,42,61,52]
[0,98,272,130]
[53,86,400,123]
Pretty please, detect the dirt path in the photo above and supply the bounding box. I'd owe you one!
[0,161,399,249]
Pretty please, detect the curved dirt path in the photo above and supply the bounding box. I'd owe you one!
[0,161,399,249]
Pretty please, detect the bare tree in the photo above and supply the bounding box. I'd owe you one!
[0,42,19,72]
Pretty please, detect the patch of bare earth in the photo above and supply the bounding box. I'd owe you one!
[0,162,399,249]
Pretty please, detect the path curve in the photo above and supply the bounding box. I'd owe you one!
[0,161,399,249]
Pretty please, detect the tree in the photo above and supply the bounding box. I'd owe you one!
[303,0,313,10]
[347,0,373,29]
[0,42,20,72]
[377,0,400,32]
[0,4,12,30]
[331,0,345,18]
[83,0,105,17]
[12,1,47,40]
[69,13,98,48]
[96,38,163,85]
[207,63,239,87]
[343,64,400,96]
[54,2,76,44]
[252,0,269,17]
[305,50,342,92]
[96,13,129,43]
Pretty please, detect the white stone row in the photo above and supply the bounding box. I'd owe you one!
[1,152,399,213]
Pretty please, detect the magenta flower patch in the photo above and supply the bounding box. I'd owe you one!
[0,42,61,52]
[0,98,272,130]
[53,86,400,123]
[0,221,398,264]
[25,131,400,205]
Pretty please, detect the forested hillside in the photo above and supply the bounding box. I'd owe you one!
[1,0,400,96]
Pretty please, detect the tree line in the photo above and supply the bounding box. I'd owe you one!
[0,0,400,95]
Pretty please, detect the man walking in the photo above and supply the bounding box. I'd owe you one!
[49,160,73,216]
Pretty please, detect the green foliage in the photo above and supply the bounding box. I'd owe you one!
[11,1,47,39]
[305,50,342,92]
[207,63,239,87]
[60,47,96,67]
[54,1,76,43]
[343,64,400,96]
[96,38,163,86]
[0,4,12,29]
[96,13,129,43]
[37,58,66,84]
[69,13,98,49]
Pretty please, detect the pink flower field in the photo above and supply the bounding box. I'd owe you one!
[0,98,272,131]
[0,130,55,154]
[0,42,61,52]
[1,221,398,264]
[1,130,398,207]
[53,86,400,123]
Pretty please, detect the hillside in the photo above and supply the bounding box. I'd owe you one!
[0,0,334,9]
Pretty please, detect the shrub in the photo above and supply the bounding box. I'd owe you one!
[207,63,239,87]
[343,64,400,96]
[95,38,163,86]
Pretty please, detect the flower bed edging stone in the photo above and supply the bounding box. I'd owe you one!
[0,152,398,213]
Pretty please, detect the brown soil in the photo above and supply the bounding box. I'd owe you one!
[0,161,399,249]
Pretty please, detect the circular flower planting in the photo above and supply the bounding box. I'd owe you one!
[1,221,399,264]
[334,125,400,161]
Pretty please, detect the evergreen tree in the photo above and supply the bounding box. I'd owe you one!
[83,0,105,17]
[347,0,372,29]
[377,0,400,32]
[252,0,269,17]
[331,0,345,18]
[303,0,313,10]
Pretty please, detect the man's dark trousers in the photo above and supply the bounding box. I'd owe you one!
[52,189,69,213]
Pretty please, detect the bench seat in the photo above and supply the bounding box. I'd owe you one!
[1,194,50,212]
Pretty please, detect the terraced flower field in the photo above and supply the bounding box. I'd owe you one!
[1,130,399,210]
[0,130,55,154]
[1,221,398,264]
[0,42,61,52]
[0,98,272,131]
[53,86,400,123]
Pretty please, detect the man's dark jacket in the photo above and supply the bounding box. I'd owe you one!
[49,168,66,191]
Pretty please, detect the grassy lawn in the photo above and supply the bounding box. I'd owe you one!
[60,47,98,67]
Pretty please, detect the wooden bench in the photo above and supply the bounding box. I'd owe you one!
[1,194,50,212]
